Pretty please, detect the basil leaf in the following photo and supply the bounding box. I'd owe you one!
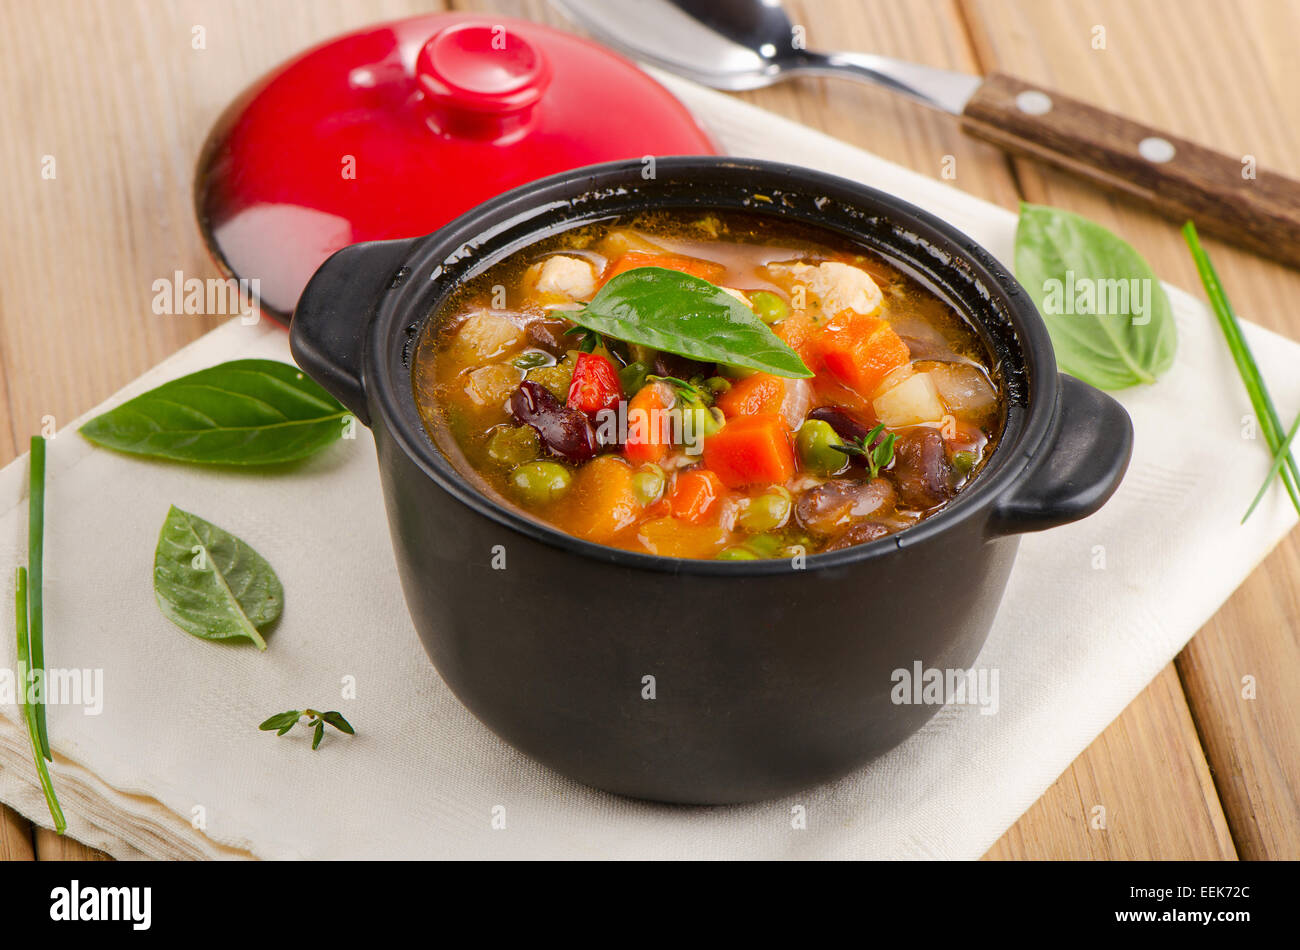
[568,267,812,378]
[1015,204,1176,389]
[80,359,350,465]
[154,505,283,650]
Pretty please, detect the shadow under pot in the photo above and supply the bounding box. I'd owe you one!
[290,157,1132,804]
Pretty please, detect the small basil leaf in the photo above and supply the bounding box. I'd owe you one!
[80,359,350,465]
[154,505,283,650]
[312,721,325,750]
[568,268,812,379]
[320,711,355,735]
[1015,204,1176,389]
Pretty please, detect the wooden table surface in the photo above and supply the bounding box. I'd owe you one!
[1,0,1296,861]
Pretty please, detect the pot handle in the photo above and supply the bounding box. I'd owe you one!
[289,237,418,427]
[988,374,1133,535]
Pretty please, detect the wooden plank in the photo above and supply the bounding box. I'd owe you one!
[986,665,1235,858]
[0,807,34,862]
[33,828,110,862]
[465,0,1230,859]
[963,0,1300,862]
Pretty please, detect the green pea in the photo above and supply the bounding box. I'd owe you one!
[744,533,784,557]
[486,425,540,467]
[797,420,850,476]
[738,487,792,532]
[509,461,572,506]
[631,465,666,505]
[716,546,759,561]
[749,290,789,325]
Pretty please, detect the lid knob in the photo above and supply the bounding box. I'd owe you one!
[416,21,552,139]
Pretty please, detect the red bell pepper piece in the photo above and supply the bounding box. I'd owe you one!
[566,352,623,416]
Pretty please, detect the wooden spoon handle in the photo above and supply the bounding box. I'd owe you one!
[962,72,1300,269]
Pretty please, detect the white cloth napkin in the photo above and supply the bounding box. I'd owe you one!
[2,78,1297,860]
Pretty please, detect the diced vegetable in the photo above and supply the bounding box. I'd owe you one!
[716,546,759,560]
[450,311,524,365]
[510,461,573,505]
[797,420,850,476]
[486,425,540,467]
[716,373,785,418]
[816,313,910,398]
[600,250,725,287]
[525,353,577,401]
[926,363,998,419]
[562,456,642,543]
[566,352,623,416]
[871,371,946,427]
[669,469,726,523]
[625,382,673,464]
[773,310,821,368]
[464,364,524,407]
[703,414,796,489]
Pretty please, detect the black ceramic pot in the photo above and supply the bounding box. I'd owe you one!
[290,157,1132,804]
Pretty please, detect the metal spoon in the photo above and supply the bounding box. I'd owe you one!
[551,0,1300,271]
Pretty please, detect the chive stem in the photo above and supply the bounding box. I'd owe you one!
[14,568,65,834]
[1242,411,1300,523]
[27,436,50,761]
[1182,222,1300,516]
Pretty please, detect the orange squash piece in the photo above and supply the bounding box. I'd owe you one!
[624,382,673,464]
[561,456,642,544]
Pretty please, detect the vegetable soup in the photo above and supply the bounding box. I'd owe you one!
[412,212,1003,559]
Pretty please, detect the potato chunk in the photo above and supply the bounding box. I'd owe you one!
[872,372,945,427]
[536,255,597,301]
[450,311,524,366]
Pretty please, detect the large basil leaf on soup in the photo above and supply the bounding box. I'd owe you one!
[80,359,350,465]
[1015,203,1176,389]
[566,267,813,378]
[154,505,283,650]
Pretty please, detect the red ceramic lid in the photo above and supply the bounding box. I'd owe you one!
[195,13,718,322]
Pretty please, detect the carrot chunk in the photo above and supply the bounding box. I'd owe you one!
[716,373,785,418]
[816,314,910,398]
[702,414,795,489]
[624,382,672,464]
[600,251,726,287]
[669,469,726,524]
[773,311,821,369]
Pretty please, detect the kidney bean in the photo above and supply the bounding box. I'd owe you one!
[824,521,891,551]
[890,428,953,509]
[794,477,896,537]
[509,381,597,462]
[652,351,711,381]
[807,406,877,445]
